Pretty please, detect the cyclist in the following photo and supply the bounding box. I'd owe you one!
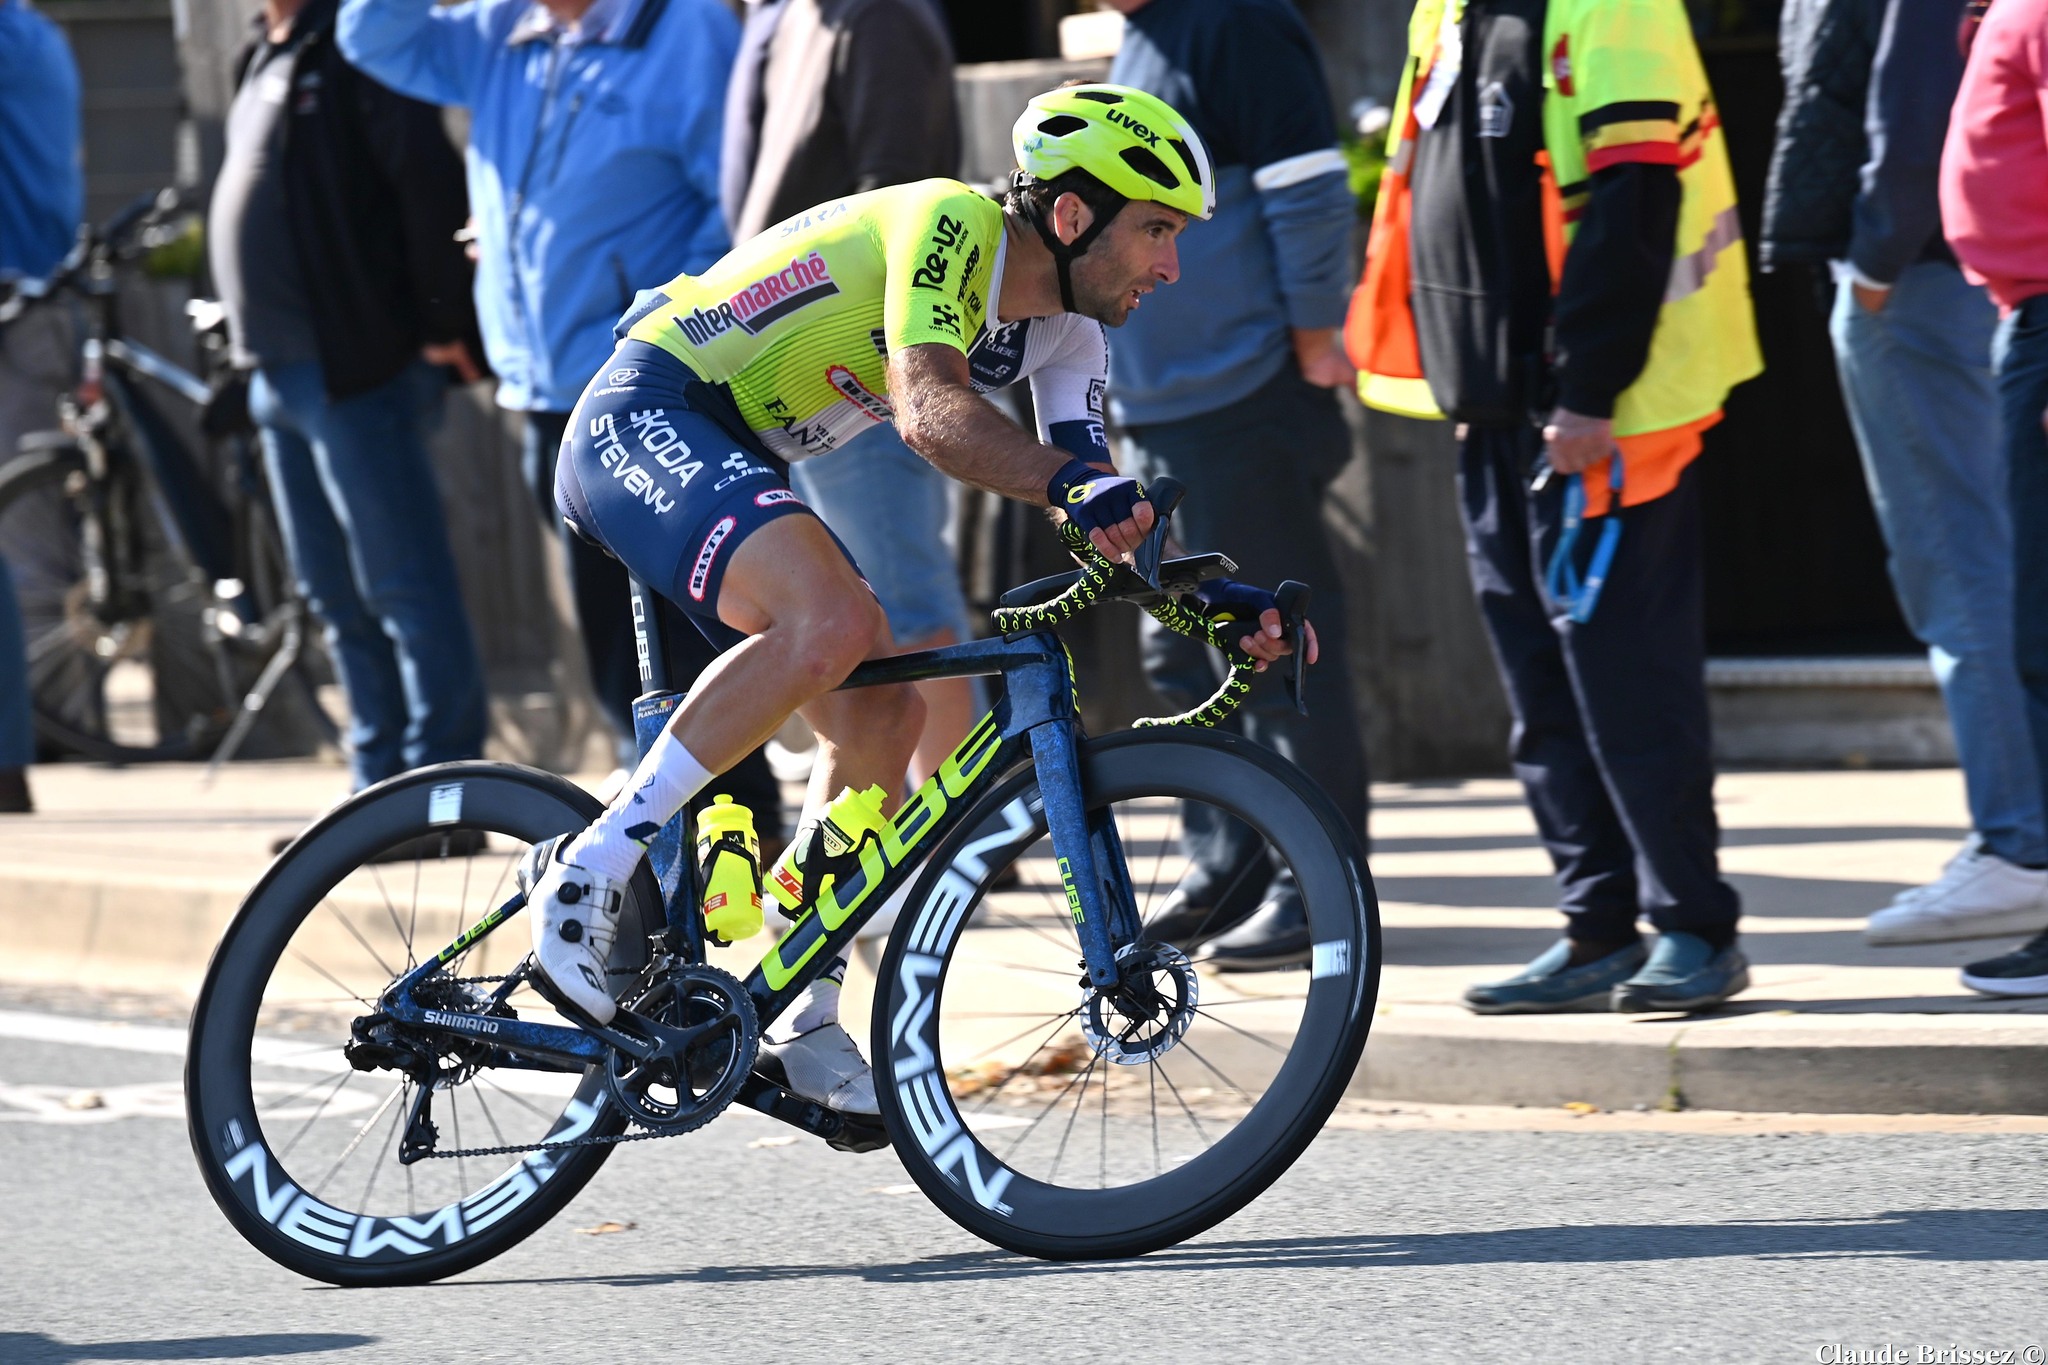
[521,85,1318,1119]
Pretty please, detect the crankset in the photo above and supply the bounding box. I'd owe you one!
[603,962,759,1135]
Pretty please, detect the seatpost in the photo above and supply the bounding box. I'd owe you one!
[628,574,672,693]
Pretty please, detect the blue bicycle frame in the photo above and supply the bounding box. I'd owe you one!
[377,576,1138,1080]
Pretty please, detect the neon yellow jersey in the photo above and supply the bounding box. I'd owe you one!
[621,179,1006,463]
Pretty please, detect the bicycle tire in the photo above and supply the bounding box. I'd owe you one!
[0,445,230,762]
[186,762,664,1286]
[871,728,1379,1260]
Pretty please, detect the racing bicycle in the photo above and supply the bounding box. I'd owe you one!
[184,480,1380,1284]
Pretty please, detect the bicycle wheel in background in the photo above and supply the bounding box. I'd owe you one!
[186,763,663,1286]
[872,728,1379,1260]
[0,443,233,761]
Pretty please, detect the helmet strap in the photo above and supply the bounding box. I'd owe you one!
[1015,174,1126,314]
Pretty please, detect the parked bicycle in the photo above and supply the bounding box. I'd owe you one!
[185,481,1379,1283]
[0,188,329,765]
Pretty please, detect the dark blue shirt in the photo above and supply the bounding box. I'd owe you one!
[0,0,83,281]
[1107,0,1355,424]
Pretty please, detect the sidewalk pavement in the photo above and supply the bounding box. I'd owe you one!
[4,759,2044,1115]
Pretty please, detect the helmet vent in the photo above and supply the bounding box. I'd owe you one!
[1167,138,1205,187]
[1036,114,1091,138]
[1072,90,1123,104]
[1120,146,1182,191]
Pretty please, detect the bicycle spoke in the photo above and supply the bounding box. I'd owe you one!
[258,1068,356,1116]
[316,900,399,981]
[1176,1034,1257,1104]
[470,1081,511,1150]
[964,1011,1085,1117]
[1149,1058,1162,1179]
[1154,1059,1213,1149]
[956,1006,1081,1070]
[1045,1043,1105,1185]
[1190,1005,1292,1055]
[477,1076,562,1124]
[276,1070,359,1159]
[287,945,379,1009]
[365,865,411,966]
[311,1077,403,1191]
[358,1085,406,1213]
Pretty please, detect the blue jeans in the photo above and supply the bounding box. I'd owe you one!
[1999,295,2048,830]
[789,421,973,647]
[251,360,486,788]
[1832,262,2047,866]
[0,558,30,768]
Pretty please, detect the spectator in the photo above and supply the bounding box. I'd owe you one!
[1765,0,2048,946]
[1105,0,1370,971]
[1347,0,1762,1012]
[209,0,488,800]
[0,0,84,815]
[338,0,750,802]
[1941,0,2048,999]
[723,0,975,786]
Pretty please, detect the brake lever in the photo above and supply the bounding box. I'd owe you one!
[1273,580,1311,716]
[1132,475,1185,592]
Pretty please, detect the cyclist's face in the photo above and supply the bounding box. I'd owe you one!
[1068,202,1187,327]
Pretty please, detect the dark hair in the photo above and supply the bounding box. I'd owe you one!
[1003,167,1125,222]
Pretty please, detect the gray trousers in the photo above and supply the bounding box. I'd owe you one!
[1122,361,1370,895]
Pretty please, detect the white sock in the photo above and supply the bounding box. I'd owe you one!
[768,958,844,1043]
[564,729,713,881]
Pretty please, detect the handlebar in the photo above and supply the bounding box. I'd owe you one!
[990,476,1314,728]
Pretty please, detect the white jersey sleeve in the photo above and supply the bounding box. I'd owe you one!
[1021,315,1110,465]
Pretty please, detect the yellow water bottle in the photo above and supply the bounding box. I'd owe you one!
[765,784,891,918]
[695,795,763,945]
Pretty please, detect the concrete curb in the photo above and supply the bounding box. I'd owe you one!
[13,871,2048,1116]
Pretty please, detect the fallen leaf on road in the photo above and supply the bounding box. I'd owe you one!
[575,1221,637,1235]
[62,1091,103,1111]
[1563,1101,1600,1115]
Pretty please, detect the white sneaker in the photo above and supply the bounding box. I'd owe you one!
[760,1022,879,1116]
[519,835,625,1024]
[1865,841,2048,945]
[1879,836,1982,908]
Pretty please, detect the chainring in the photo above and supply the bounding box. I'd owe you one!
[604,962,759,1135]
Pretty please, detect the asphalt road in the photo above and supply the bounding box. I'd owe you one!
[4,1004,2047,1365]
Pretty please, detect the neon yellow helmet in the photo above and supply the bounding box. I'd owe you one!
[1012,84,1215,221]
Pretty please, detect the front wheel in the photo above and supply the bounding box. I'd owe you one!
[872,729,1379,1260]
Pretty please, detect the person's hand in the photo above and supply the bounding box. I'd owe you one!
[1190,578,1321,672]
[423,340,483,384]
[1853,280,1891,314]
[1293,326,1356,389]
[1047,459,1156,563]
[1542,407,1616,476]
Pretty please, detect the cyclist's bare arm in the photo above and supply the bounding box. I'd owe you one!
[888,341,1154,561]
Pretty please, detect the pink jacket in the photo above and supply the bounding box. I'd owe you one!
[1941,0,2048,309]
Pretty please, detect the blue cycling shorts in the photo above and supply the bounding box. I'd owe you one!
[556,341,849,641]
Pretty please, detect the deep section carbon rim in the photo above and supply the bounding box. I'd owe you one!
[873,731,1377,1258]
[186,764,659,1285]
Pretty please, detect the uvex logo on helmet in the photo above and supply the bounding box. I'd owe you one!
[1105,108,1160,147]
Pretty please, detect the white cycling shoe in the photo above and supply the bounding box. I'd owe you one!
[760,1022,880,1116]
[519,834,625,1025]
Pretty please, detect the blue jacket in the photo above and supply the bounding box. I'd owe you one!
[0,0,82,281]
[339,0,738,412]
[1107,0,1356,426]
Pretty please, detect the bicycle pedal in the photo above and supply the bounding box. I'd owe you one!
[825,1115,890,1155]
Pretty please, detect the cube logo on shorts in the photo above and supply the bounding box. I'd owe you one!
[689,516,738,602]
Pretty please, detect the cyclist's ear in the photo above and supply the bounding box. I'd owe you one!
[1052,192,1096,247]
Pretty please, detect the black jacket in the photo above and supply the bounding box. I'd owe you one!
[1758,0,1881,271]
[1407,0,1677,425]
[229,0,481,399]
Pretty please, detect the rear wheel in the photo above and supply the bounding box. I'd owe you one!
[185,762,663,1286]
[0,444,232,761]
[872,729,1378,1260]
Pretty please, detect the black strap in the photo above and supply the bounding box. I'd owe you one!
[1013,173,1124,314]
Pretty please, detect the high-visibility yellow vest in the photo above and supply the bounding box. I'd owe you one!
[1346,0,1762,506]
